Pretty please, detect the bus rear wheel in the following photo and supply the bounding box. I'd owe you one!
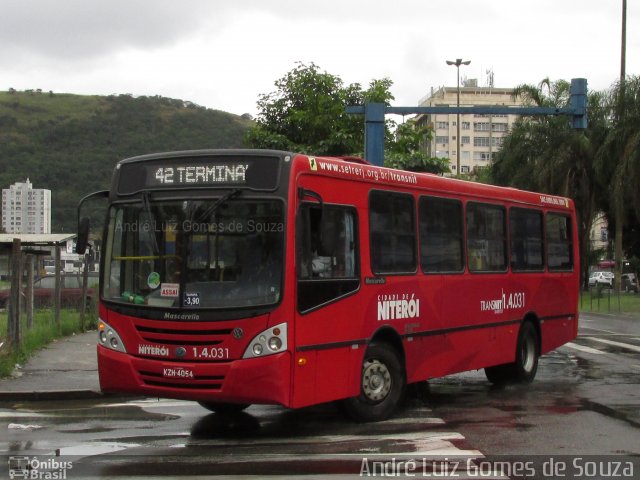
[197,401,250,414]
[485,321,539,385]
[341,342,405,422]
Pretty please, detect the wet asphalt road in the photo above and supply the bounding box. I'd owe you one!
[1,312,639,478]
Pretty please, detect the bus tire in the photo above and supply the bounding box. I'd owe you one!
[513,321,539,383]
[485,321,539,384]
[341,342,405,422]
[197,401,250,414]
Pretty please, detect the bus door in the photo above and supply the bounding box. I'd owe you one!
[292,177,362,408]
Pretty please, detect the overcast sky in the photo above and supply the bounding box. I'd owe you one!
[1,0,637,117]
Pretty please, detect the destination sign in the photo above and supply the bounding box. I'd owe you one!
[152,163,249,186]
[117,155,281,194]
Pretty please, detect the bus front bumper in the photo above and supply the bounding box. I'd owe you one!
[97,345,291,406]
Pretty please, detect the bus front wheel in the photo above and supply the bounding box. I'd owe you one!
[342,342,405,422]
[197,401,250,414]
[485,321,539,385]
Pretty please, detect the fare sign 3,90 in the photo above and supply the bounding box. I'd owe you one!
[480,289,526,314]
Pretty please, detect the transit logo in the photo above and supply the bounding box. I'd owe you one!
[377,293,420,321]
[480,289,526,314]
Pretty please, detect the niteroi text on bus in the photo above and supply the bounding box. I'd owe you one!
[153,163,249,185]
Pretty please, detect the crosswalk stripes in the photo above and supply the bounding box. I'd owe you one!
[3,397,487,477]
[565,331,640,356]
[564,342,605,355]
[584,336,640,353]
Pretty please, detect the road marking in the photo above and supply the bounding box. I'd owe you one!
[564,342,604,355]
[585,337,640,353]
[580,326,624,335]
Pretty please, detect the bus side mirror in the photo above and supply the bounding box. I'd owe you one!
[76,189,109,255]
[76,217,90,254]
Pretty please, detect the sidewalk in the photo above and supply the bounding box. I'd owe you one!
[0,330,102,401]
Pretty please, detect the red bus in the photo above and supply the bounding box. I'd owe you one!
[77,149,579,422]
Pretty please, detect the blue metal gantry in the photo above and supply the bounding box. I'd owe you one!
[346,78,588,167]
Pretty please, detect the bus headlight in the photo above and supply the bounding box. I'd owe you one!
[243,323,287,359]
[98,319,127,353]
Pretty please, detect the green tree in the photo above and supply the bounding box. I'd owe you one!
[384,119,449,174]
[245,62,383,155]
[491,79,609,289]
[596,76,640,289]
[246,62,448,174]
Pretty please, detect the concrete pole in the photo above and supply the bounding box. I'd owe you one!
[26,254,34,329]
[8,239,22,348]
[54,245,62,326]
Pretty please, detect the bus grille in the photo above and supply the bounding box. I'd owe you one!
[138,370,224,390]
[134,324,232,346]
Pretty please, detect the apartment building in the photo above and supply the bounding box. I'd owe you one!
[1,179,51,234]
[417,80,526,174]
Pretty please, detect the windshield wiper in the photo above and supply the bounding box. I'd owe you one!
[194,189,242,223]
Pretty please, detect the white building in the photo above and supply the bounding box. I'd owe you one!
[2,179,51,234]
[417,80,526,175]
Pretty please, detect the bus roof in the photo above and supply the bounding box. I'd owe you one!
[296,153,574,212]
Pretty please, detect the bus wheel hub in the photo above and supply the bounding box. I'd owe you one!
[362,360,391,401]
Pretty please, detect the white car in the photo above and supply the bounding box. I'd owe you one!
[588,271,614,287]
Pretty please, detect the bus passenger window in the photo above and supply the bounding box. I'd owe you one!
[419,196,464,273]
[510,208,544,271]
[369,191,416,274]
[467,203,507,272]
[546,214,573,271]
[297,204,359,312]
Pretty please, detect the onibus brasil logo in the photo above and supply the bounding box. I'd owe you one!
[8,456,72,479]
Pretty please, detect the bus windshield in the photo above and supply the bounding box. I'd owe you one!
[102,197,284,309]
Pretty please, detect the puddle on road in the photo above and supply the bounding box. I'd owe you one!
[422,350,640,434]
[57,441,141,456]
[57,426,117,434]
[4,400,181,427]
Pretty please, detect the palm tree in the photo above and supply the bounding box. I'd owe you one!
[596,75,640,291]
[492,79,609,289]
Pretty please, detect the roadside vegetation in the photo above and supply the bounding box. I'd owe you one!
[580,291,640,317]
[0,90,253,233]
[0,309,97,377]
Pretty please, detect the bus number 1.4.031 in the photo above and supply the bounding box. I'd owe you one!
[192,347,229,359]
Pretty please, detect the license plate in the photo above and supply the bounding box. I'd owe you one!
[163,368,194,379]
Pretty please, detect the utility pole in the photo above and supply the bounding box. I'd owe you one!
[615,0,626,293]
[446,58,471,176]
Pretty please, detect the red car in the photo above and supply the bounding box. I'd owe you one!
[0,273,97,309]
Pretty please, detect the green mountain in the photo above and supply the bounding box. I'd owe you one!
[0,90,253,232]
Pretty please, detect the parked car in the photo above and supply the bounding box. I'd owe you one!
[0,273,98,309]
[588,271,614,287]
[621,273,638,293]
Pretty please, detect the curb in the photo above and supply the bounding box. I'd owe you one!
[0,389,105,402]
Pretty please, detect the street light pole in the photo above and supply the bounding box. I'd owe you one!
[446,58,470,175]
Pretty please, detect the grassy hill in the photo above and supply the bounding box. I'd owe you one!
[0,90,253,232]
